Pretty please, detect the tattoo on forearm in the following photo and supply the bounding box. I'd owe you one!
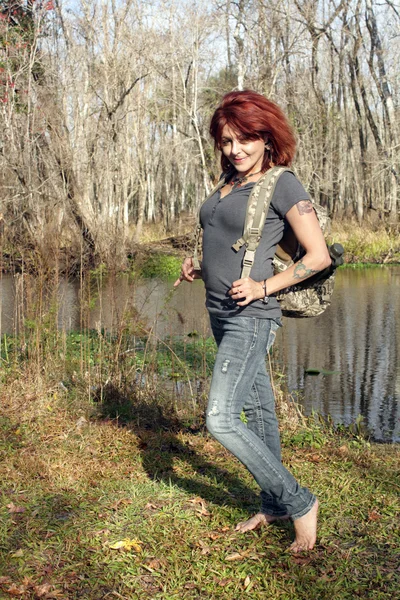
[296,201,314,215]
[293,261,321,280]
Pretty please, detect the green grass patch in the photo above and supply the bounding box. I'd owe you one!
[1,330,217,382]
[136,253,182,279]
[0,314,399,598]
[340,262,400,269]
[330,221,400,264]
[1,365,399,598]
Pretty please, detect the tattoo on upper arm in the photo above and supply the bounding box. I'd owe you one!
[293,261,321,280]
[296,201,314,215]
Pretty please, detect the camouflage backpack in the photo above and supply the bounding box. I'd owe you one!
[193,166,343,318]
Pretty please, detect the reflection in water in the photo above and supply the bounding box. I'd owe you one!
[1,267,399,441]
[275,268,400,442]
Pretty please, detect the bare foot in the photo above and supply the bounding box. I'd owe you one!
[289,498,319,552]
[235,512,290,533]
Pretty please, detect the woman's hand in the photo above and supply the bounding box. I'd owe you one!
[173,257,202,287]
[228,277,264,307]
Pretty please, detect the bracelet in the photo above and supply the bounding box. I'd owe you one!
[262,279,269,305]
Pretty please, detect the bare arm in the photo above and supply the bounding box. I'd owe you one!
[229,200,331,306]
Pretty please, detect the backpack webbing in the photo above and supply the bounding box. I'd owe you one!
[193,166,294,277]
[232,166,294,279]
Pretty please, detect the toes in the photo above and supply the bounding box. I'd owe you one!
[236,522,256,533]
[235,518,261,533]
[289,539,316,553]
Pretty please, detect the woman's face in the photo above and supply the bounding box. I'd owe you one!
[220,124,265,175]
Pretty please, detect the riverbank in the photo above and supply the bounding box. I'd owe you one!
[134,219,400,275]
[1,218,399,277]
[1,331,399,599]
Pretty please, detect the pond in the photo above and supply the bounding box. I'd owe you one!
[1,266,399,442]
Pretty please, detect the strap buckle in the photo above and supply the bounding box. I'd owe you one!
[232,237,245,252]
[243,250,255,268]
[249,227,260,236]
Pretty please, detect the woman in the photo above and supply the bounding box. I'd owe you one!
[174,90,331,552]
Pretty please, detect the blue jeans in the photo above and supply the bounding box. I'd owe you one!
[206,315,316,520]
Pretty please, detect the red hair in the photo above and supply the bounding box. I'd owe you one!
[209,90,296,173]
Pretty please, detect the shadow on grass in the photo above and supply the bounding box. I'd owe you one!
[93,382,261,513]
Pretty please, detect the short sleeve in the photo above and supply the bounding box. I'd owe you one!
[271,172,310,218]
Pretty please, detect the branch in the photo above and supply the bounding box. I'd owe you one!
[107,73,149,119]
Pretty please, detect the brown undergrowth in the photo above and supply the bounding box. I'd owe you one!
[0,256,399,598]
[1,356,399,599]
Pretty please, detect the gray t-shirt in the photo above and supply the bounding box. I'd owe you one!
[200,171,310,319]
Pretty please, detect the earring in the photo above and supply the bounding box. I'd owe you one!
[264,142,271,151]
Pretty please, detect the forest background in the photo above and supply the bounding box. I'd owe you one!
[0,0,399,272]
[1,3,400,597]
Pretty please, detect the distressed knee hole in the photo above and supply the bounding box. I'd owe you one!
[208,398,220,416]
[221,359,230,374]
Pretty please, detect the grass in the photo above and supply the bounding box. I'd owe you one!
[133,219,400,279]
[133,255,183,280]
[329,220,400,264]
[1,342,399,599]
[0,254,399,598]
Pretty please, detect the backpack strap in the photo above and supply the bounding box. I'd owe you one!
[232,166,294,279]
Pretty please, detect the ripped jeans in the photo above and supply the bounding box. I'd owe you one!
[206,315,316,520]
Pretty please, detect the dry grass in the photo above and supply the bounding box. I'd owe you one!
[330,219,400,263]
[1,356,399,599]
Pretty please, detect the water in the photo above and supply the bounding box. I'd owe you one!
[1,266,399,442]
[276,267,400,443]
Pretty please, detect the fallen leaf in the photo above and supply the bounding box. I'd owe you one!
[94,528,111,537]
[6,585,26,596]
[11,549,24,558]
[111,498,133,510]
[75,416,87,429]
[7,503,26,514]
[207,532,221,540]
[0,576,12,586]
[145,558,162,570]
[368,510,381,521]
[34,583,52,597]
[145,503,158,510]
[203,441,217,453]
[243,575,251,589]
[197,507,211,516]
[226,552,244,562]
[213,577,232,587]
[44,590,64,598]
[197,540,211,555]
[188,497,210,516]
[310,454,321,463]
[188,496,206,506]
[109,538,143,552]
